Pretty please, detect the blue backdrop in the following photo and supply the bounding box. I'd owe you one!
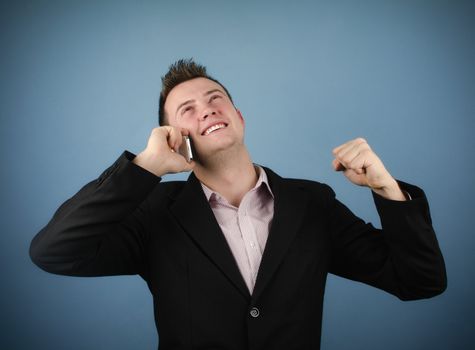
[1,0,473,349]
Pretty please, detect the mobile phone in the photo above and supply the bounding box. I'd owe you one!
[178,135,194,163]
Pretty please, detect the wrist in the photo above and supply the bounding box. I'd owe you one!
[132,151,166,178]
[372,178,407,201]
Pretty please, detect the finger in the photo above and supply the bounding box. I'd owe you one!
[332,138,355,155]
[347,149,373,174]
[150,126,172,148]
[334,138,367,159]
[332,159,345,171]
[148,127,169,150]
[332,137,367,156]
[334,140,369,169]
[171,127,192,152]
[332,142,347,156]
[343,168,367,186]
[332,138,357,155]
[353,167,366,175]
[336,144,364,169]
[158,125,174,138]
[167,127,185,152]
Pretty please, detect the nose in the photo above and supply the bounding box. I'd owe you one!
[200,110,216,120]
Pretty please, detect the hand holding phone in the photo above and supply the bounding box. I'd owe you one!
[133,126,194,177]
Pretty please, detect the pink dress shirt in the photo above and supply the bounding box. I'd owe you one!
[201,166,274,293]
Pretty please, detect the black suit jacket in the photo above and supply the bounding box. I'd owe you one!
[30,151,447,350]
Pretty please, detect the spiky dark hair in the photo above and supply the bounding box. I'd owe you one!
[158,58,233,125]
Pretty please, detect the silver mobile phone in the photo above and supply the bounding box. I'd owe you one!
[178,135,194,163]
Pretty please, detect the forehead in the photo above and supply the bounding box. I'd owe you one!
[165,78,224,110]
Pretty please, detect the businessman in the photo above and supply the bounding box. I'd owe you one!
[30,59,447,350]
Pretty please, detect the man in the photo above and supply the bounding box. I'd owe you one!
[30,59,447,349]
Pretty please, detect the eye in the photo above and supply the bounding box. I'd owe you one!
[181,106,193,116]
[209,95,221,102]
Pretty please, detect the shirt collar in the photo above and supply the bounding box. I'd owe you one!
[201,165,274,202]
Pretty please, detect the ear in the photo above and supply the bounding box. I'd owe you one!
[236,108,245,124]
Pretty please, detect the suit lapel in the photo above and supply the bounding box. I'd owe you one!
[169,172,250,299]
[252,167,309,301]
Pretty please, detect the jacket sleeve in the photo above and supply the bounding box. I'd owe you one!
[29,151,161,278]
[327,181,447,300]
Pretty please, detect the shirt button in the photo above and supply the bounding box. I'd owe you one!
[250,307,260,318]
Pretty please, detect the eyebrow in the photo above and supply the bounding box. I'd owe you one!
[175,89,225,116]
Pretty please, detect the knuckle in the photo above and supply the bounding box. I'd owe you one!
[338,159,348,168]
[361,148,372,157]
[153,127,167,137]
[348,158,359,168]
[356,137,366,144]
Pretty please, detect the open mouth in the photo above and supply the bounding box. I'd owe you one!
[201,123,228,136]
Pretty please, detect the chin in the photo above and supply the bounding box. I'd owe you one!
[197,139,241,160]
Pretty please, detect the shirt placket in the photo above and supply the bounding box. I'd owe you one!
[238,192,262,289]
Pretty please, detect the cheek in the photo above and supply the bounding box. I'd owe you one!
[175,118,199,136]
[171,115,191,128]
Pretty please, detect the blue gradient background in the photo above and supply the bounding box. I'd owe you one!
[1,0,474,349]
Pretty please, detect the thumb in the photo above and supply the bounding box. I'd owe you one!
[343,168,367,187]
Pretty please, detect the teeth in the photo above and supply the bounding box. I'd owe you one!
[204,123,226,136]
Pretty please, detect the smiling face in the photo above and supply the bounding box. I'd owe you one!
[164,77,245,161]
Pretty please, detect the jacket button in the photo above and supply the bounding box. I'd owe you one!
[250,307,260,318]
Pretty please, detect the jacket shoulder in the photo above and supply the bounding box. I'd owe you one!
[262,166,336,202]
[283,177,332,190]
[150,179,187,198]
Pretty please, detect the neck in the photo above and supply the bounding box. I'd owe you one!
[193,146,257,207]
